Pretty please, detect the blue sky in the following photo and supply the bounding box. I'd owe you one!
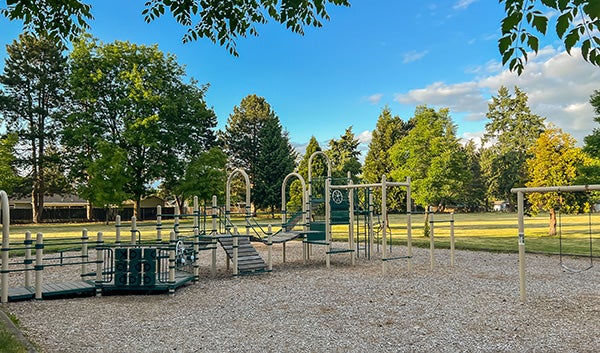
[1,1,599,156]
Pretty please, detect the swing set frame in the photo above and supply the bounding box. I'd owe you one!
[511,184,600,302]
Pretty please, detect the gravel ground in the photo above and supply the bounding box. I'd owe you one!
[3,241,600,352]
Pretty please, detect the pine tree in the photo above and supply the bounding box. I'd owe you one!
[363,107,412,211]
[0,34,68,222]
[221,94,276,184]
[289,136,325,211]
[480,86,545,210]
[327,126,362,180]
[254,117,297,216]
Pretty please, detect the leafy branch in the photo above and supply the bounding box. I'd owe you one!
[499,0,600,74]
[142,0,351,56]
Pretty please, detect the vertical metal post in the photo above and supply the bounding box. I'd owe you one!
[267,224,273,272]
[130,216,137,245]
[450,212,455,268]
[429,211,435,271]
[81,229,89,278]
[169,231,176,296]
[174,204,180,238]
[193,196,199,282]
[381,174,388,275]
[518,191,526,302]
[96,231,103,297]
[325,178,331,268]
[348,173,355,266]
[406,176,413,272]
[1,190,10,303]
[368,188,374,260]
[34,232,43,300]
[115,215,121,245]
[211,195,217,277]
[24,231,32,288]
[233,227,239,276]
[156,205,162,243]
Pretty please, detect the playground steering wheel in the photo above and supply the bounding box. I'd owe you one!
[332,190,344,204]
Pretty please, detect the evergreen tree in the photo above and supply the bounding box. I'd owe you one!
[221,94,276,184]
[583,90,600,157]
[327,126,361,180]
[480,86,545,210]
[363,106,412,211]
[289,136,325,211]
[579,90,600,184]
[0,33,68,222]
[254,117,297,216]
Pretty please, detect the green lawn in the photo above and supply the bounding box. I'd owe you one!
[3,212,599,256]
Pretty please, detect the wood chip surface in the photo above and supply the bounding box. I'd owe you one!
[5,242,600,352]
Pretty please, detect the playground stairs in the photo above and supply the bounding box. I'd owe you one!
[217,236,268,274]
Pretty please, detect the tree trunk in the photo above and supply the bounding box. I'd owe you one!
[134,198,141,221]
[86,201,93,222]
[549,208,557,236]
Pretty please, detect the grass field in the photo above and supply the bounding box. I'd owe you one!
[3,211,599,257]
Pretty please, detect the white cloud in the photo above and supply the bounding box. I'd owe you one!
[402,50,429,64]
[453,0,478,10]
[357,130,372,144]
[366,93,383,105]
[394,46,600,145]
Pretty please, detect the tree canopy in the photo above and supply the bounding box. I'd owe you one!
[65,36,217,218]
[3,1,599,71]
[0,33,68,222]
[480,86,545,209]
[327,126,361,180]
[254,116,297,215]
[526,125,588,235]
[2,0,350,56]
[0,133,21,193]
[390,106,470,212]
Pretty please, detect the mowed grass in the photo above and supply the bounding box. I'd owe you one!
[3,212,599,257]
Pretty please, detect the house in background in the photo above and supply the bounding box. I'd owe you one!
[8,194,167,223]
[9,194,88,222]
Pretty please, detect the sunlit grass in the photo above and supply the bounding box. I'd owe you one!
[2,212,599,256]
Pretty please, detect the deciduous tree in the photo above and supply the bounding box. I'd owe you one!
[175,146,228,207]
[390,106,471,236]
[2,0,349,56]
[66,36,217,218]
[526,125,588,235]
[0,133,22,193]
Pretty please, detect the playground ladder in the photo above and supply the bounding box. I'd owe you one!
[217,236,267,274]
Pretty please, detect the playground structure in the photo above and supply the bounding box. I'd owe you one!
[511,184,600,302]
[0,157,418,302]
